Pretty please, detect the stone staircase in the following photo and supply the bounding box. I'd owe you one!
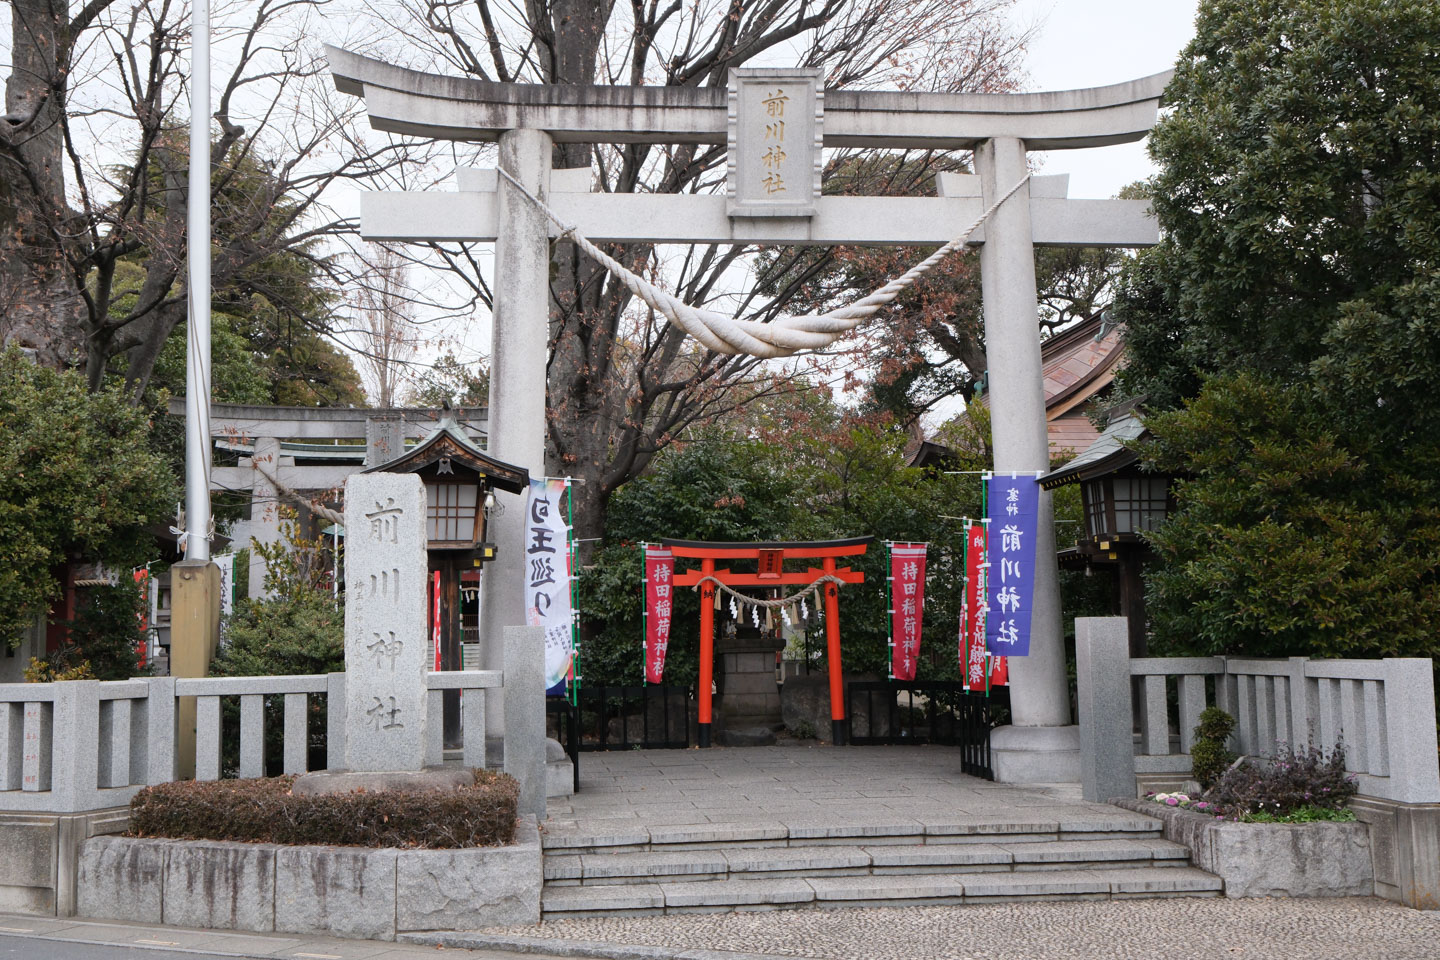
[538,813,1222,917]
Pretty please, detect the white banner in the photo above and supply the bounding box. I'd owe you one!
[215,553,235,623]
[524,478,575,694]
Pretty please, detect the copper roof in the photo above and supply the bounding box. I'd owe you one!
[969,313,1124,458]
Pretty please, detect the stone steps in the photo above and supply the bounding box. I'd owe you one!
[540,867,1223,916]
[538,814,1223,917]
[539,814,1167,856]
[544,837,1192,886]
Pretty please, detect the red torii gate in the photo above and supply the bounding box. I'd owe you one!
[664,536,872,746]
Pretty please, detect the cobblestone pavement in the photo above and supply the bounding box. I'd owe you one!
[479,897,1440,960]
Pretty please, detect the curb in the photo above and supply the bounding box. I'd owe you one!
[399,931,791,960]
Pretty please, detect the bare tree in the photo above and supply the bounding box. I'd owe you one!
[0,0,444,397]
[378,0,1033,541]
[350,244,422,406]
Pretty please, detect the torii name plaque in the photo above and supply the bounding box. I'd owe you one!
[727,68,822,219]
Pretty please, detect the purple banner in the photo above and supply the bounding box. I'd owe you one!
[985,474,1039,657]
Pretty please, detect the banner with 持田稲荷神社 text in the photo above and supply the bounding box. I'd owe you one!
[889,543,927,681]
[644,546,675,682]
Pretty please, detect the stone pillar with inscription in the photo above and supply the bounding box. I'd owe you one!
[343,472,429,772]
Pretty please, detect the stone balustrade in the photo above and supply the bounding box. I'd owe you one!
[1075,617,1440,806]
[0,662,523,815]
[1074,616,1440,909]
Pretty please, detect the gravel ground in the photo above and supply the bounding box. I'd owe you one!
[482,897,1440,960]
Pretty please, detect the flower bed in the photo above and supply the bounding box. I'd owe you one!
[1148,792,1219,814]
[1114,797,1373,898]
[128,769,518,848]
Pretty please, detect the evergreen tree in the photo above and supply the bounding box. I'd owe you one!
[0,350,177,644]
[1115,0,1440,657]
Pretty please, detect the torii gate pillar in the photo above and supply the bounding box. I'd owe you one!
[976,137,1078,781]
[479,128,554,737]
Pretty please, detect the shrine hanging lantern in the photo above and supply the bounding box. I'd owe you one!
[365,415,527,563]
[1077,470,1169,546]
[1040,410,1170,552]
[1040,407,1171,658]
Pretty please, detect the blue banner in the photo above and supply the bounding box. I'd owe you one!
[985,474,1039,657]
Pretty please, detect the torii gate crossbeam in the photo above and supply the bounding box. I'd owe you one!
[327,49,1167,785]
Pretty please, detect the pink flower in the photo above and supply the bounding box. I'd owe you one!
[1165,797,1180,806]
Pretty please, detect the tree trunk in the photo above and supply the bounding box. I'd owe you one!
[0,0,86,367]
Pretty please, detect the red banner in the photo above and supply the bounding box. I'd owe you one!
[644,546,676,683]
[961,522,1007,691]
[890,543,927,681]
[133,568,149,668]
[432,570,442,671]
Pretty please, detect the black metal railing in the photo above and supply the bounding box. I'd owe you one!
[548,684,695,752]
[845,681,1011,779]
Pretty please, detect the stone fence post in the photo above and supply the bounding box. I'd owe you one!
[503,625,546,820]
[1075,617,1136,803]
[1378,659,1440,804]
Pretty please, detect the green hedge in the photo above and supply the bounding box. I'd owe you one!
[128,769,518,848]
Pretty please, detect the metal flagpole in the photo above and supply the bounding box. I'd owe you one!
[173,0,216,778]
[184,0,212,562]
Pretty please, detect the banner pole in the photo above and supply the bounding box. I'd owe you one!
[641,541,648,687]
[567,480,579,707]
[885,541,895,682]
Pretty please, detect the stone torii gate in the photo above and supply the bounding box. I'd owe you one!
[326,48,1166,781]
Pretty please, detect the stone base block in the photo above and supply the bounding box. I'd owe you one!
[547,756,575,797]
[1,807,130,918]
[292,767,472,797]
[75,834,165,923]
[163,840,277,930]
[1352,796,1440,909]
[396,817,542,930]
[74,817,543,939]
[275,846,397,941]
[990,725,1081,784]
[718,725,778,747]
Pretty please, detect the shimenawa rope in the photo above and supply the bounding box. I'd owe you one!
[494,166,1031,359]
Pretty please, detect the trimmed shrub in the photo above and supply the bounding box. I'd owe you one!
[128,769,519,848]
[1189,706,1237,788]
[1204,737,1358,819]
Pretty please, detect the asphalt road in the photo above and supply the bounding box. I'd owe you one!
[1,935,222,959]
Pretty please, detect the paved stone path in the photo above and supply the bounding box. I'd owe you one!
[466,897,1440,959]
[545,744,1133,835]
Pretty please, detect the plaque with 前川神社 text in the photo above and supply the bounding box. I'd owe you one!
[727,68,822,218]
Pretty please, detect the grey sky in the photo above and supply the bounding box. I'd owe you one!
[1008,0,1200,197]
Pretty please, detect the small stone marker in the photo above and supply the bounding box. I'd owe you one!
[344,472,428,772]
